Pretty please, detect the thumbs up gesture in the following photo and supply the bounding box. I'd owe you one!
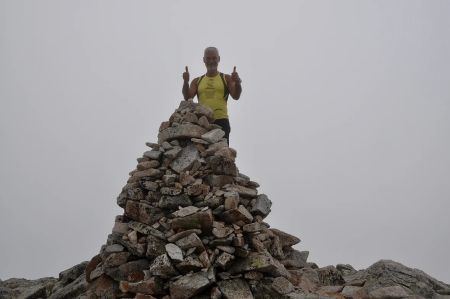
[231,66,241,84]
[183,66,190,83]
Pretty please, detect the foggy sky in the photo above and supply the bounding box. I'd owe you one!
[1,1,449,283]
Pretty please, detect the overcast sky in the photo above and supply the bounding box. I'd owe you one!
[1,0,449,284]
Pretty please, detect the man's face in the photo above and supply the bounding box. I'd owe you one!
[203,49,220,73]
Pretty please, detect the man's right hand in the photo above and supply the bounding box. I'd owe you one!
[183,66,190,83]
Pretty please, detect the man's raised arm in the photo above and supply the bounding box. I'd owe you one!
[227,66,242,100]
[182,66,198,100]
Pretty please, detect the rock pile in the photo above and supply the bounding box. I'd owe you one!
[85,101,310,298]
[3,100,449,299]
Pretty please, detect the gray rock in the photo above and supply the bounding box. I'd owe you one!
[281,249,309,269]
[344,260,450,298]
[128,221,166,239]
[143,150,162,160]
[218,278,254,299]
[215,252,235,269]
[167,229,203,243]
[175,256,204,274]
[48,274,87,299]
[149,254,178,278]
[229,252,290,278]
[172,206,200,218]
[159,194,192,210]
[125,201,164,225]
[104,244,125,253]
[175,233,204,252]
[164,146,182,160]
[207,174,234,187]
[251,194,272,217]
[222,205,254,224]
[170,144,200,173]
[201,128,225,143]
[146,235,167,259]
[158,123,207,144]
[272,276,294,295]
[119,276,164,295]
[169,272,212,299]
[271,228,301,247]
[171,209,214,233]
[368,285,410,298]
[341,285,362,298]
[226,184,258,198]
[165,243,184,262]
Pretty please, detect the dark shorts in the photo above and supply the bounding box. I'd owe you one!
[213,118,231,145]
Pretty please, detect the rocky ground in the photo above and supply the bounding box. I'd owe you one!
[2,101,449,299]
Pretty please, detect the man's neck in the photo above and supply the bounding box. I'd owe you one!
[206,70,219,77]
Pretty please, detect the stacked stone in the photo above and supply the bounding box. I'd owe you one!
[85,101,311,299]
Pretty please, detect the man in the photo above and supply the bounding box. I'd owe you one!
[182,47,242,144]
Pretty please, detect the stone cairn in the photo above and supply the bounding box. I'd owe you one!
[85,101,310,299]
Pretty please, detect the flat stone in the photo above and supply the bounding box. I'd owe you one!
[175,233,204,252]
[171,209,214,233]
[119,277,164,295]
[167,229,203,243]
[165,243,184,262]
[106,259,149,282]
[125,201,164,226]
[158,123,207,144]
[185,184,210,196]
[212,226,234,238]
[149,254,178,278]
[164,146,182,160]
[222,205,253,224]
[341,285,362,298]
[191,137,209,144]
[112,221,129,234]
[243,222,264,233]
[229,252,290,278]
[137,160,160,170]
[226,185,258,198]
[197,115,210,128]
[162,174,178,185]
[170,144,200,174]
[172,206,200,218]
[128,221,166,240]
[175,256,204,274]
[103,252,130,268]
[140,180,159,191]
[105,244,125,253]
[169,272,212,299]
[281,249,309,269]
[251,194,272,217]
[128,168,162,182]
[201,128,225,143]
[143,150,162,160]
[215,252,235,269]
[271,277,294,295]
[218,279,254,299]
[159,194,192,210]
[160,186,183,196]
[146,235,167,259]
[224,195,239,210]
[207,155,238,176]
[207,174,234,187]
[368,285,410,299]
[194,104,214,120]
[271,228,301,247]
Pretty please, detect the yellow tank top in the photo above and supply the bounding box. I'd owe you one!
[197,73,229,119]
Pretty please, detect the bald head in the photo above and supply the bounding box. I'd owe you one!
[203,47,220,74]
[204,47,219,56]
